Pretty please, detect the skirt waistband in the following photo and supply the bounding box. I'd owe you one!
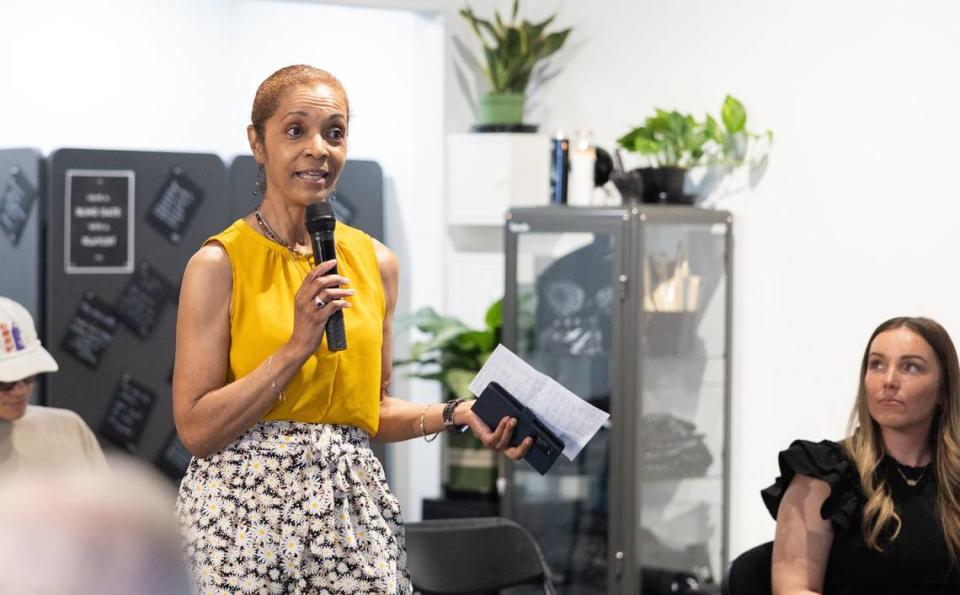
[227,421,371,455]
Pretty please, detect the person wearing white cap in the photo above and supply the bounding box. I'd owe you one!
[0,296,105,473]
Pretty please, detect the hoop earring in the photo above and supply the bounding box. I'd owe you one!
[253,165,265,196]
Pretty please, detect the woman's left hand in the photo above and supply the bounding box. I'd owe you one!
[457,401,534,461]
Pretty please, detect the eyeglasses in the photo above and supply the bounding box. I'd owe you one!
[0,376,37,392]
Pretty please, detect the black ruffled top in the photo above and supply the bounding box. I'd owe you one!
[762,440,959,594]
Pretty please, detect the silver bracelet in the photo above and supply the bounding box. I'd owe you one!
[419,403,439,443]
[266,355,285,401]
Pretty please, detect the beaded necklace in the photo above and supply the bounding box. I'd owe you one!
[254,207,309,258]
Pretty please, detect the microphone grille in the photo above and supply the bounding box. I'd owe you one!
[305,201,336,232]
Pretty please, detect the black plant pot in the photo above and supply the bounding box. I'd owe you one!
[637,166,691,205]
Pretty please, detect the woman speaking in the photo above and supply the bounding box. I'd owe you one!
[173,64,531,594]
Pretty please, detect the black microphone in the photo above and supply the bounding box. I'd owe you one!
[305,201,346,351]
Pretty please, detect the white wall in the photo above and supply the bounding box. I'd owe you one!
[0,0,446,520]
[386,0,960,557]
[516,0,960,555]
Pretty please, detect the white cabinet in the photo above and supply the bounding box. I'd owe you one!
[445,133,549,226]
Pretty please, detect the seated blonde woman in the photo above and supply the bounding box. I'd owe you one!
[763,317,960,594]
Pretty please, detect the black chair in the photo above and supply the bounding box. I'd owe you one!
[721,541,773,595]
[405,517,557,595]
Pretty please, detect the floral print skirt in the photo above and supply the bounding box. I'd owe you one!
[176,422,411,595]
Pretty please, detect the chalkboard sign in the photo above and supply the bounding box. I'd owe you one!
[99,374,156,451]
[154,429,193,479]
[146,168,204,244]
[65,169,135,274]
[60,293,118,369]
[0,166,38,246]
[115,260,177,340]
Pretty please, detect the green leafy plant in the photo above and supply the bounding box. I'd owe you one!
[393,300,504,399]
[459,0,572,94]
[617,95,772,169]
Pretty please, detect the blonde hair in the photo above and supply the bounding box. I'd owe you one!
[842,316,960,565]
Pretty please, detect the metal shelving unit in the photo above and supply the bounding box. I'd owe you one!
[501,206,733,594]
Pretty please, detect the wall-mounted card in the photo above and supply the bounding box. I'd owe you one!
[146,168,204,244]
[115,260,177,340]
[65,169,135,274]
[99,374,156,452]
[0,166,38,246]
[60,292,118,369]
[154,429,193,480]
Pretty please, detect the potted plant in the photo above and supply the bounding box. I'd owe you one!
[459,0,572,127]
[617,95,772,204]
[394,300,504,496]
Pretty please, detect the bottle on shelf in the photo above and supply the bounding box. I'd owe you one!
[567,129,596,207]
[549,131,569,205]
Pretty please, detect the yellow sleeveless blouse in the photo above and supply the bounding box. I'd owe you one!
[205,219,384,435]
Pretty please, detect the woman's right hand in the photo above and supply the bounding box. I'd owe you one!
[288,259,355,356]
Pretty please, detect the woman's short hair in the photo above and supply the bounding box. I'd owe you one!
[250,64,348,144]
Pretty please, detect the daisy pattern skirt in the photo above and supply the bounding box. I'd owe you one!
[176,421,411,595]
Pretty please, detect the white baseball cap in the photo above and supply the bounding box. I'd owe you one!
[0,297,58,382]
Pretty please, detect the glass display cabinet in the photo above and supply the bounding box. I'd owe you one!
[501,206,732,594]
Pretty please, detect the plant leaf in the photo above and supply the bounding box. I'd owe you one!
[721,95,747,133]
[444,368,477,399]
[494,10,507,37]
[617,126,650,150]
[460,2,570,96]
[459,8,487,47]
[704,114,722,143]
[409,324,470,359]
[539,29,571,59]
[526,14,556,42]
[484,46,506,91]
[456,330,496,355]
[484,298,504,330]
[395,306,467,334]
[505,26,522,61]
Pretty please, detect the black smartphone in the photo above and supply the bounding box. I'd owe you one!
[473,381,564,475]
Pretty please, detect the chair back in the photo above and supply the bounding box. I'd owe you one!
[721,541,773,595]
[405,517,556,594]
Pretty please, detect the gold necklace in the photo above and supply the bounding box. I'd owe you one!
[895,463,927,487]
[255,207,308,257]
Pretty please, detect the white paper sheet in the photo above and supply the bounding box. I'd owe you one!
[468,344,609,460]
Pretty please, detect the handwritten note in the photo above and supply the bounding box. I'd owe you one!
[469,344,609,460]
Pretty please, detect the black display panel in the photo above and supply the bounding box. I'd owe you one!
[0,149,44,325]
[41,149,387,479]
[45,148,228,473]
[227,155,385,241]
